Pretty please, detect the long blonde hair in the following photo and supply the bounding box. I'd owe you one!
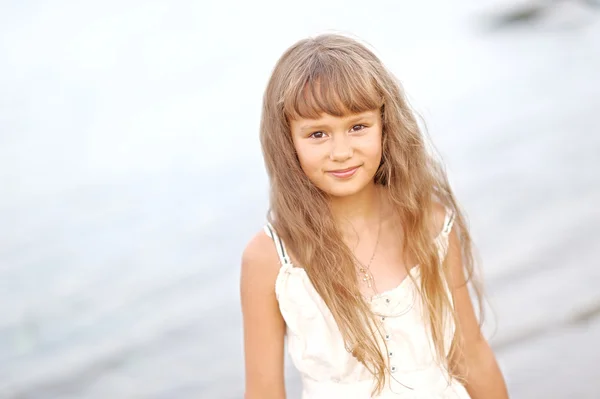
[260,33,482,394]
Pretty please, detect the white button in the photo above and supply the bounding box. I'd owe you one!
[385,334,390,340]
[385,298,391,303]
[389,351,393,357]
[391,366,397,373]
[381,316,386,321]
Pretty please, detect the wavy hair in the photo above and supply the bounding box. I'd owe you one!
[259,33,483,394]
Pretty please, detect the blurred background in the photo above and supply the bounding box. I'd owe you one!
[1,0,599,398]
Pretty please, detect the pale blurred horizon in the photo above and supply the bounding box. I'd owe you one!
[1,1,600,398]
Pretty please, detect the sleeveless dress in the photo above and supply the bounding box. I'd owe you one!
[264,209,471,399]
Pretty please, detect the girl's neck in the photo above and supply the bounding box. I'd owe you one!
[329,183,383,233]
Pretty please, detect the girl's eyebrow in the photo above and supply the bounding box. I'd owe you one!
[346,113,374,124]
[298,112,376,132]
[299,123,329,132]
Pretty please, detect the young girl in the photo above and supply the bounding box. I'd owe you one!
[240,34,509,399]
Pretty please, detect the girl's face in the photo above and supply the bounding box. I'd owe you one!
[290,109,383,198]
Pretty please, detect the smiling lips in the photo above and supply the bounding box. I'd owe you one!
[327,165,360,179]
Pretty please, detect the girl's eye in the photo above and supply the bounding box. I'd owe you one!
[351,124,366,132]
[309,131,326,139]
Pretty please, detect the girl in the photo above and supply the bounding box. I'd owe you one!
[240,33,509,399]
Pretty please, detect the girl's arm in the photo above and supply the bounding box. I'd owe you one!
[240,232,287,399]
[446,226,510,399]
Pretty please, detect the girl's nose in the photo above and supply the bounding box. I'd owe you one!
[329,136,353,162]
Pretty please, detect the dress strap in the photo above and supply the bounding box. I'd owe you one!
[435,208,456,260]
[264,223,291,266]
[440,208,456,238]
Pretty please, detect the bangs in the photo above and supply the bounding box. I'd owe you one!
[283,52,384,121]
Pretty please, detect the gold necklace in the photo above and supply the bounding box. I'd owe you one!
[355,195,382,289]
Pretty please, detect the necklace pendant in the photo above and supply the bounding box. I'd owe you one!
[363,272,373,288]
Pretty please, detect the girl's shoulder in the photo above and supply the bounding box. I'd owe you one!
[240,228,282,289]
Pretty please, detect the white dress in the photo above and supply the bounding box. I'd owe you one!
[264,210,471,399]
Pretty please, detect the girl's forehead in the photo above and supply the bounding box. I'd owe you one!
[289,110,381,133]
[283,71,383,121]
[292,109,379,122]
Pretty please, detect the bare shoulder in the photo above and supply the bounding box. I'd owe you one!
[240,228,281,288]
[430,201,452,237]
